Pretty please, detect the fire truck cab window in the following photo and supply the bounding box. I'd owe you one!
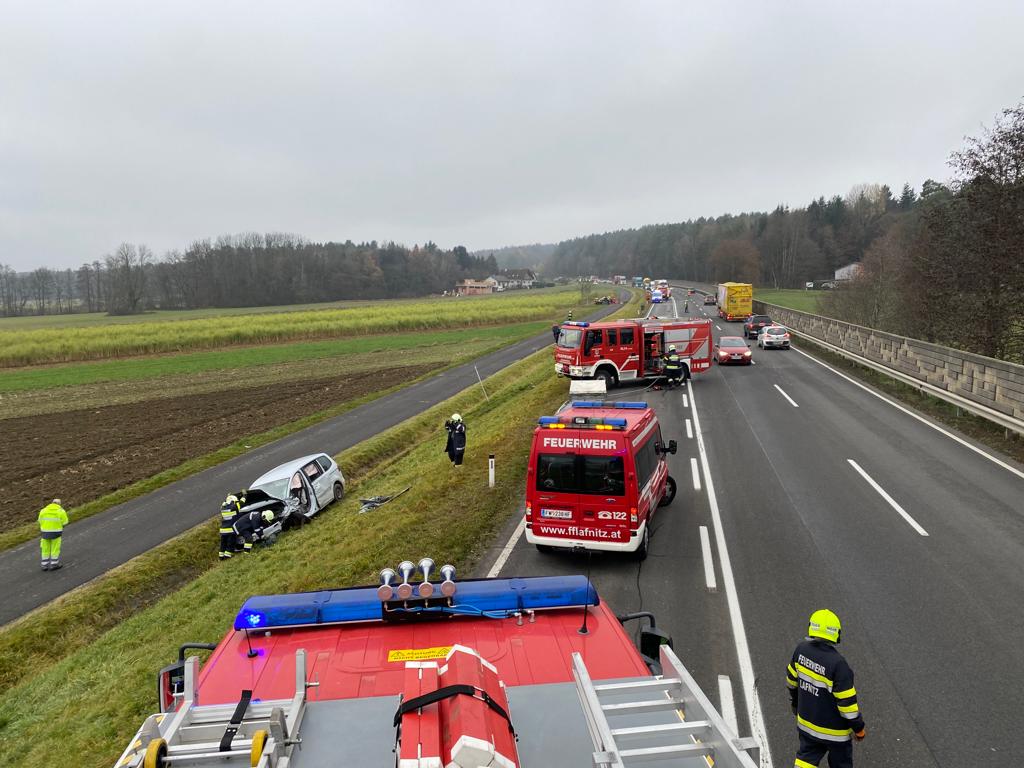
[581,456,625,496]
[557,328,582,348]
[620,328,634,345]
[606,328,618,345]
[537,454,577,492]
[585,329,602,349]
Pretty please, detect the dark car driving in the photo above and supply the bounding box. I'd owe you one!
[743,314,773,339]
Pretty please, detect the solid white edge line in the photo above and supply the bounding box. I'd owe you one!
[689,383,775,767]
[847,459,929,536]
[682,394,689,408]
[487,516,526,577]
[793,346,1024,482]
[690,457,702,490]
[686,419,693,439]
[772,384,799,408]
[699,525,717,591]
[718,674,739,737]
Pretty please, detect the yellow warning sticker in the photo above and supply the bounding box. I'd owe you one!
[387,646,453,662]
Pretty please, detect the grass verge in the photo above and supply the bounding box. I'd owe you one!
[794,335,1024,465]
[0,348,568,765]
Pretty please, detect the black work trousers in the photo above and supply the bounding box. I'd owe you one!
[795,731,853,768]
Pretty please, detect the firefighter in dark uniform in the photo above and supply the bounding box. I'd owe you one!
[218,493,243,560]
[786,609,865,768]
[663,345,683,389]
[444,413,467,467]
[234,508,275,553]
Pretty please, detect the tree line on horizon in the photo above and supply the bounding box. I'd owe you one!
[0,238,499,316]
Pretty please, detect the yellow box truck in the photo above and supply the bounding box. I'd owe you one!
[716,282,752,321]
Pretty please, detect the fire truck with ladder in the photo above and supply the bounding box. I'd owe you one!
[554,317,713,387]
[114,563,762,768]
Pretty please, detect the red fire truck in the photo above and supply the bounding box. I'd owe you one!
[554,317,712,387]
[524,400,677,559]
[113,564,761,768]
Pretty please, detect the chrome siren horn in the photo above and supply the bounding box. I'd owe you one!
[417,558,435,598]
[377,568,397,601]
[440,563,457,597]
[396,560,415,600]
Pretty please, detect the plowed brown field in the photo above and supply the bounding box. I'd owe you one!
[0,363,436,529]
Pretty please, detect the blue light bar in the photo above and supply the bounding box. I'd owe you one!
[233,575,599,631]
[564,321,589,327]
[571,401,648,409]
[538,416,560,425]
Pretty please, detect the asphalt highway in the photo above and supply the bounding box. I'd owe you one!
[483,287,1024,767]
[0,297,628,626]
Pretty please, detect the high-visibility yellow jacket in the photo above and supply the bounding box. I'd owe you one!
[38,503,69,533]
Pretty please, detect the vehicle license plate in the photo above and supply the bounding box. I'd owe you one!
[540,508,573,519]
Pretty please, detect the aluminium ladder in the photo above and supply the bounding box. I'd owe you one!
[115,650,312,768]
[572,645,761,768]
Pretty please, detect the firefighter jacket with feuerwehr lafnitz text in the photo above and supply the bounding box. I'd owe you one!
[786,638,864,742]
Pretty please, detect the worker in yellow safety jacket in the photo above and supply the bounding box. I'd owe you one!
[38,499,69,571]
[219,492,245,560]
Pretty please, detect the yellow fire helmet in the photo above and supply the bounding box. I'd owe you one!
[808,609,842,643]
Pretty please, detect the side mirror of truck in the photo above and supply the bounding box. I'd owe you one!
[157,660,185,713]
[667,439,677,455]
[640,627,674,662]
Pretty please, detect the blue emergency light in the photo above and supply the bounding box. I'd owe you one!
[233,575,599,631]
[564,321,589,327]
[571,401,648,409]
[538,415,627,429]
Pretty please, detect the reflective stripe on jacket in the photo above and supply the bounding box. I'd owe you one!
[38,503,69,533]
[786,638,864,742]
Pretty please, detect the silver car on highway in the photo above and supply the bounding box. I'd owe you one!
[757,325,791,349]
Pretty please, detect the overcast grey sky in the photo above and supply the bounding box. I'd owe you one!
[1,1,1022,270]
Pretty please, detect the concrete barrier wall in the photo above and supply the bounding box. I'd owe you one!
[754,301,1024,431]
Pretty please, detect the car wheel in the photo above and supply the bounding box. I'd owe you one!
[595,368,616,388]
[659,475,677,507]
[333,482,345,503]
[635,525,650,561]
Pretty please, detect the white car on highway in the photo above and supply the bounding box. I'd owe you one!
[247,453,346,524]
[757,325,791,350]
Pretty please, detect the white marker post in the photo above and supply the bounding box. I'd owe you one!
[488,454,495,488]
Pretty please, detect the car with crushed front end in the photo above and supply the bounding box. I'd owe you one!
[244,453,345,528]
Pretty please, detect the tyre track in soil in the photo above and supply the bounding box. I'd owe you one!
[0,363,437,530]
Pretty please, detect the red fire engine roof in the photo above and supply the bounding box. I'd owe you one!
[195,600,646,706]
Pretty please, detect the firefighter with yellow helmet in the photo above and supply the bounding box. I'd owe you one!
[786,609,865,767]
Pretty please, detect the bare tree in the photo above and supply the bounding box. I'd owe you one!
[106,242,150,315]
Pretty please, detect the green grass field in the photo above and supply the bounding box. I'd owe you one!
[0,289,572,332]
[754,288,823,313]
[0,321,551,394]
[0,288,582,367]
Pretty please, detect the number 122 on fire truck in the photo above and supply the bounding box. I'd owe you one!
[525,401,678,560]
[554,317,712,386]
